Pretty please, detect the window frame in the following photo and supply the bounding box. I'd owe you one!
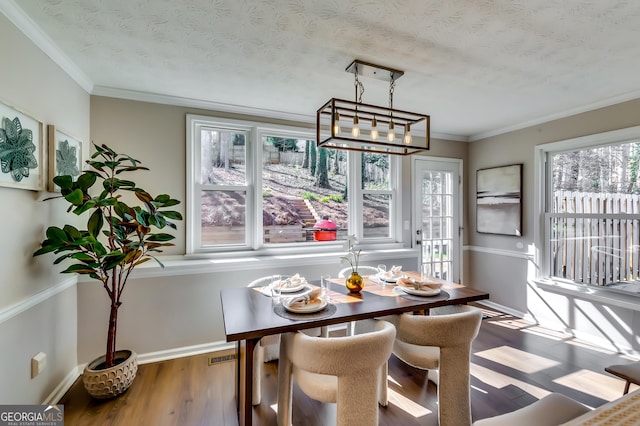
[186,114,402,255]
[534,125,640,283]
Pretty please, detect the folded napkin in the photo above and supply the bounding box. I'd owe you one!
[397,277,441,290]
[380,265,402,281]
[276,273,308,289]
[283,288,322,309]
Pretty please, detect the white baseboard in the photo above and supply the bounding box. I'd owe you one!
[51,340,235,404]
[43,366,81,405]
[476,300,527,318]
[137,341,235,365]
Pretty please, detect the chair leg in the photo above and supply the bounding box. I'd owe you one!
[624,380,631,395]
[252,344,263,405]
[378,362,388,406]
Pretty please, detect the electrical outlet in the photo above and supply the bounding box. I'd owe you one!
[31,352,46,378]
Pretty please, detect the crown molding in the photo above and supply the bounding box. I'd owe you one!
[94,86,468,141]
[92,86,318,124]
[0,0,93,93]
[470,89,640,141]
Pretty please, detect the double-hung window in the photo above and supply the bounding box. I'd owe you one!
[187,114,400,254]
[537,126,640,289]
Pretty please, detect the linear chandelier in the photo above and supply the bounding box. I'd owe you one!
[316,59,430,155]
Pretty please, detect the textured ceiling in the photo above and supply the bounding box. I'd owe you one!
[7,0,640,140]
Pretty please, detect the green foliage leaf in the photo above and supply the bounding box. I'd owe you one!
[87,209,103,238]
[64,189,84,205]
[160,211,182,220]
[76,172,97,191]
[62,264,98,275]
[147,233,175,242]
[102,252,127,270]
[45,226,67,242]
[72,199,96,215]
[62,225,82,239]
[53,175,73,190]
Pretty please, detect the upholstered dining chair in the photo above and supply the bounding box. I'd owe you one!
[384,305,483,426]
[247,274,325,405]
[472,392,591,425]
[277,319,396,426]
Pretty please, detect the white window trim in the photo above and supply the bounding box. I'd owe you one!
[186,114,403,256]
[534,124,640,282]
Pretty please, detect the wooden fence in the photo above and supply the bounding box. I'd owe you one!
[551,191,640,285]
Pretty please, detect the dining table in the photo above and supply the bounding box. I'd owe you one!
[219,271,490,426]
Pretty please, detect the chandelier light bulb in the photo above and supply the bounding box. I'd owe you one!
[370,116,379,140]
[352,115,360,138]
[333,111,341,135]
[403,123,412,145]
[387,120,395,142]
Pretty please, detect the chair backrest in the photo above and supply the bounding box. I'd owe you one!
[247,275,287,288]
[279,320,396,426]
[285,319,396,376]
[338,265,380,278]
[395,304,482,348]
[393,304,482,426]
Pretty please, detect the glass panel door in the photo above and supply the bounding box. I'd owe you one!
[414,159,461,282]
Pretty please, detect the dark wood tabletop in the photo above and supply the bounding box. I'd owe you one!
[220,273,490,426]
[221,275,490,342]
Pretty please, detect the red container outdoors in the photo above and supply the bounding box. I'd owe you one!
[314,230,337,241]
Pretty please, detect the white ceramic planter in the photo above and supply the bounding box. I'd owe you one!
[82,350,138,399]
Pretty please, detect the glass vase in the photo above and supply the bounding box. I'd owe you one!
[345,271,364,293]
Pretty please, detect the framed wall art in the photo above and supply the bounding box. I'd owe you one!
[476,163,522,236]
[48,125,83,192]
[0,100,44,191]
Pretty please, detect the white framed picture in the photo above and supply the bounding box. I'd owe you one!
[48,124,83,192]
[0,100,44,191]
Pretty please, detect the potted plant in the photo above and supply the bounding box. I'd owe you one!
[340,235,363,293]
[34,143,182,399]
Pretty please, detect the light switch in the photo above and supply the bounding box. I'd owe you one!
[31,352,46,378]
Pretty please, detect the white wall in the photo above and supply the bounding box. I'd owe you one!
[0,13,89,403]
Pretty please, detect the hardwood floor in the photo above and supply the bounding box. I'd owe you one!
[59,305,638,425]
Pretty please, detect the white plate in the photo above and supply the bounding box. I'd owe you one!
[375,273,403,284]
[399,286,441,297]
[283,298,328,313]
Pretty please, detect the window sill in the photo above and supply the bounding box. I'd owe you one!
[534,278,640,312]
[79,247,420,281]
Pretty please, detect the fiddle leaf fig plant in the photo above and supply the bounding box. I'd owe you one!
[34,143,182,368]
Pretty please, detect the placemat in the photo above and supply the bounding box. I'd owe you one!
[392,287,450,302]
[273,302,337,320]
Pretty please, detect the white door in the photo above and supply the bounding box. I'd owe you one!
[413,158,462,283]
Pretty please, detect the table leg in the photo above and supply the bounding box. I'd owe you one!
[277,333,294,426]
[237,338,258,426]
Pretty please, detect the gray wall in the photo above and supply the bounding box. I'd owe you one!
[7,3,640,403]
[467,99,640,354]
[0,14,89,403]
[81,96,468,364]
